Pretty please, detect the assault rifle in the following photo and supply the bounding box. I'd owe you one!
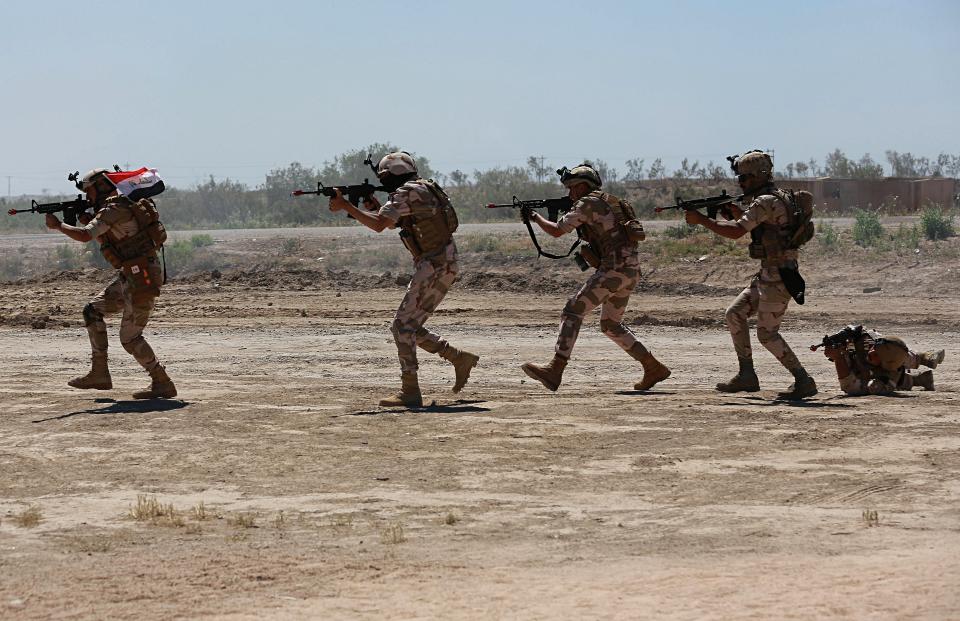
[485,195,573,223]
[810,325,863,352]
[655,190,742,219]
[486,195,578,260]
[7,195,92,226]
[291,180,385,207]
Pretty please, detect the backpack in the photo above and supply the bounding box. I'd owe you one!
[777,189,815,249]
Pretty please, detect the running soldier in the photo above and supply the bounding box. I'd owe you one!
[328,152,478,407]
[45,169,176,399]
[684,150,817,399]
[818,325,945,395]
[521,164,670,392]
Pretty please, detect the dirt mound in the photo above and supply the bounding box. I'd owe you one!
[629,313,725,328]
[0,311,68,329]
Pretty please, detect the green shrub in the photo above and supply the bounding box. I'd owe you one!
[890,223,921,253]
[919,205,955,241]
[852,209,884,247]
[190,233,215,248]
[817,220,839,248]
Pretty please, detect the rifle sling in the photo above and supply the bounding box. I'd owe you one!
[524,216,581,260]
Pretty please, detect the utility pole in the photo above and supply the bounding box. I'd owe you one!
[6,176,10,198]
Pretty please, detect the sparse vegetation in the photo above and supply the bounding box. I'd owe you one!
[191,501,208,521]
[130,495,184,527]
[852,209,884,247]
[443,512,459,526]
[817,220,839,249]
[862,509,880,527]
[228,512,258,529]
[380,522,406,545]
[919,205,955,241]
[13,505,42,528]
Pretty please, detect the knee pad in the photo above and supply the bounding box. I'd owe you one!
[82,303,103,326]
[562,298,587,320]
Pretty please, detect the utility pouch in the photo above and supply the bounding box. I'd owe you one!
[778,266,806,305]
[100,243,124,268]
[574,244,600,271]
[122,257,161,303]
[399,229,422,259]
[623,219,646,242]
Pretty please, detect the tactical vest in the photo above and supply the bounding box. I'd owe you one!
[748,187,814,264]
[98,196,167,300]
[577,191,643,268]
[397,179,459,260]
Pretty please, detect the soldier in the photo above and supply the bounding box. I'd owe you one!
[45,169,176,399]
[327,151,478,407]
[521,164,671,392]
[820,326,945,395]
[684,150,817,399]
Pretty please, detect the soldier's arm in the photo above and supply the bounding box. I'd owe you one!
[329,189,392,232]
[531,212,566,238]
[45,214,94,243]
[685,209,748,239]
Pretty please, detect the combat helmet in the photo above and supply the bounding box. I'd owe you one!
[72,168,116,193]
[558,164,602,191]
[376,152,418,191]
[873,336,910,372]
[728,150,774,182]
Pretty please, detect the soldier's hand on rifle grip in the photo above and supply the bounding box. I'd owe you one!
[823,345,844,361]
[520,205,533,224]
[328,188,350,213]
[45,214,61,230]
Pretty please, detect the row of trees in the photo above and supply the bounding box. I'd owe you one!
[2,145,957,231]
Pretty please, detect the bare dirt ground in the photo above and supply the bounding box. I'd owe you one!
[1,227,959,620]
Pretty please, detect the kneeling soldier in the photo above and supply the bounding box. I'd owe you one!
[521,164,670,392]
[820,325,945,395]
[45,169,176,399]
[328,151,478,407]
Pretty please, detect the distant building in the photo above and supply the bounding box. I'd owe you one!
[781,177,957,212]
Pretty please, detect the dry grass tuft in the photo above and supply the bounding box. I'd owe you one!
[13,505,43,528]
[862,509,880,527]
[191,501,208,521]
[228,512,258,529]
[443,512,459,526]
[380,522,406,545]
[130,495,184,527]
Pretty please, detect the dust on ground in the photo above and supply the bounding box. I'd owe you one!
[1,228,959,620]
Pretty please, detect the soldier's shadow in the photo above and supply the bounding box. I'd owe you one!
[33,398,190,423]
[615,390,678,396]
[721,396,856,409]
[346,399,490,417]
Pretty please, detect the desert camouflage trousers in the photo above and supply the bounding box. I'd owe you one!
[391,254,459,374]
[83,272,161,372]
[726,269,802,371]
[555,260,648,360]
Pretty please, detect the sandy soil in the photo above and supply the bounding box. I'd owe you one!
[1,230,959,620]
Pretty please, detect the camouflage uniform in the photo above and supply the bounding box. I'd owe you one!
[379,180,459,374]
[837,328,937,395]
[82,195,166,374]
[726,191,803,372]
[554,191,649,361]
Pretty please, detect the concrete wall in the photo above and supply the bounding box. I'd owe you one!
[779,177,958,213]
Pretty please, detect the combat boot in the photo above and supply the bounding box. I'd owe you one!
[716,357,760,393]
[439,346,480,393]
[521,355,568,392]
[918,350,945,369]
[912,370,935,391]
[379,372,423,408]
[68,354,112,390]
[132,365,178,400]
[634,352,671,391]
[778,368,818,400]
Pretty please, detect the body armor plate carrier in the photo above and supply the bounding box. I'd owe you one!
[398,179,459,259]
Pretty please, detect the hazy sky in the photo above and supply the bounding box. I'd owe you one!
[2,0,958,195]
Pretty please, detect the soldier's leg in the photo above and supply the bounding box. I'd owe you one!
[121,293,177,399]
[912,349,945,369]
[69,276,124,390]
[755,276,817,399]
[597,271,671,390]
[717,281,761,392]
[522,271,610,391]
[409,260,479,393]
